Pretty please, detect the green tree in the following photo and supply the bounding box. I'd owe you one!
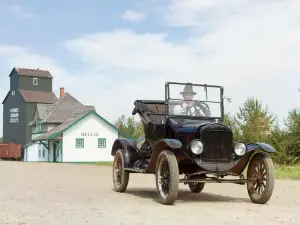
[234,97,275,143]
[0,137,3,144]
[283,108,300,163]
[267,124,291,164]
[223,113,242,142]
[115,115,144,139]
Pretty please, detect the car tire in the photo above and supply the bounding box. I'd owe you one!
[246,152,275,204]
[188,182,205,193]
[155,150,179,205]
[112,149,129,192]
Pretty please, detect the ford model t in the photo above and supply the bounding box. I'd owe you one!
[111,82,275,205]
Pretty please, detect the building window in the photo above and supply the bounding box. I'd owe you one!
[35,119,43,133]
[76,138,84,148]
[98,138,106,148]
[38,144,42,158]
[33,77,38,85]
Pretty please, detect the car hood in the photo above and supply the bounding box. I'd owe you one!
[174,121,209,133]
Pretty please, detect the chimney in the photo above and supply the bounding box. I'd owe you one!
[60,87,65,98]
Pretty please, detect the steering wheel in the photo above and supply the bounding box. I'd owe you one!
[191,102,211,116]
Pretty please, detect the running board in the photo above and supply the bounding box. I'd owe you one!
[180,178,252,185]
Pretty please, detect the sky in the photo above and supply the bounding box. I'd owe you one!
[0,0,300,136]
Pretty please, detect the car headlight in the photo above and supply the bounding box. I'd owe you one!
[234,142,246,156]
[190,140,204,155]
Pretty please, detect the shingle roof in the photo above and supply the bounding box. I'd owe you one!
[19,90,58,103]
[84,105,96,111]
[36,104,54,120]
[42,93,88,123]
[34,109,93,141]
[28,103,54,125]
[33,110,134,141]
[27,93,95,126]
[14,67,53,78]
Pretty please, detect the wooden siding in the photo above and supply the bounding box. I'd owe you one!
[31,122,59,135]
[9,70,19,91]
[19,76,52,92]
[9,68,53,92]
[62,112,118,162]
[3,67,55,151]
[2,90,26,145]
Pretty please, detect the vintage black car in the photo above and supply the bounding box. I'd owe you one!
[111,82,275,205]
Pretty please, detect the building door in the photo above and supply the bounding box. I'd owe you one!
[53,140,62,162]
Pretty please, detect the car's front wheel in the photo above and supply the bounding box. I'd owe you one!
[246,152,275,204]
[155,150,179,205]
[112,149,129,192]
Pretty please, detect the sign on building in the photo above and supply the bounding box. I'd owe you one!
[10,108,19,123]
[81,132,99,136]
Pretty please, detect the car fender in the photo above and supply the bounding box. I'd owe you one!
[152,139,183,155]
[111,138,141,167]
[246,142,276,153]
[145,138,187,174]
[157,138,183,150]
[229,142,276,175]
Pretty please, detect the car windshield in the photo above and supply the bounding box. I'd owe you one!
[167,83,222,118]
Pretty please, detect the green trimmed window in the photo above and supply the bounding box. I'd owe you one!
[76,138,84,148]
[98,138,106,148]
[35,119,43,133]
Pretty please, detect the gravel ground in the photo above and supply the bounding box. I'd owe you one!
[0,161,300,225]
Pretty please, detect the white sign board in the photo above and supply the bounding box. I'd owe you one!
[10,108,19,123]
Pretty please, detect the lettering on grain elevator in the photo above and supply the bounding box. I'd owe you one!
[10,108,19,123]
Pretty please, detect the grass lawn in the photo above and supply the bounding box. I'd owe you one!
[275,165,300,180]
[95,162,300,180]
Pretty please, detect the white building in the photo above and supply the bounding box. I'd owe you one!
[23,90,132,163]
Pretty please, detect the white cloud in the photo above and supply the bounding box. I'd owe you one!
[121,10,145,22]
[10,5,35,19]
[164,0,300,118]
[65,29,201,76]
[165,0,252,27]
[0,45,72,89]
[0,45,99,137]
[1,0,300,137]
[64,0,300,124]
[0,44,153,137]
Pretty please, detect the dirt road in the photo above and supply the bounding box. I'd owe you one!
[0,161,299,225]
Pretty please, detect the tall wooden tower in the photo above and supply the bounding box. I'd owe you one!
[2,68,57,151]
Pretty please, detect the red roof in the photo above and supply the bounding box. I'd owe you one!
[19,90,57,103]
[13,67,53,78]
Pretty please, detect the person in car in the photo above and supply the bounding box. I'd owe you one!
[172,84,211,116]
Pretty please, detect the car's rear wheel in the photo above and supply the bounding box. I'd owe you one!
[246,152,275,204]
[113,149,129,192]
[155,150,179,205]
[188,182,205,193]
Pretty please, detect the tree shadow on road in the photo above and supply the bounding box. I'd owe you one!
[122,188,250,204]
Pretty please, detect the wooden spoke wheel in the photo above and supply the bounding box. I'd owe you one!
[155,150,179,205]
[113,149,129,192]
[247,152,275,204]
